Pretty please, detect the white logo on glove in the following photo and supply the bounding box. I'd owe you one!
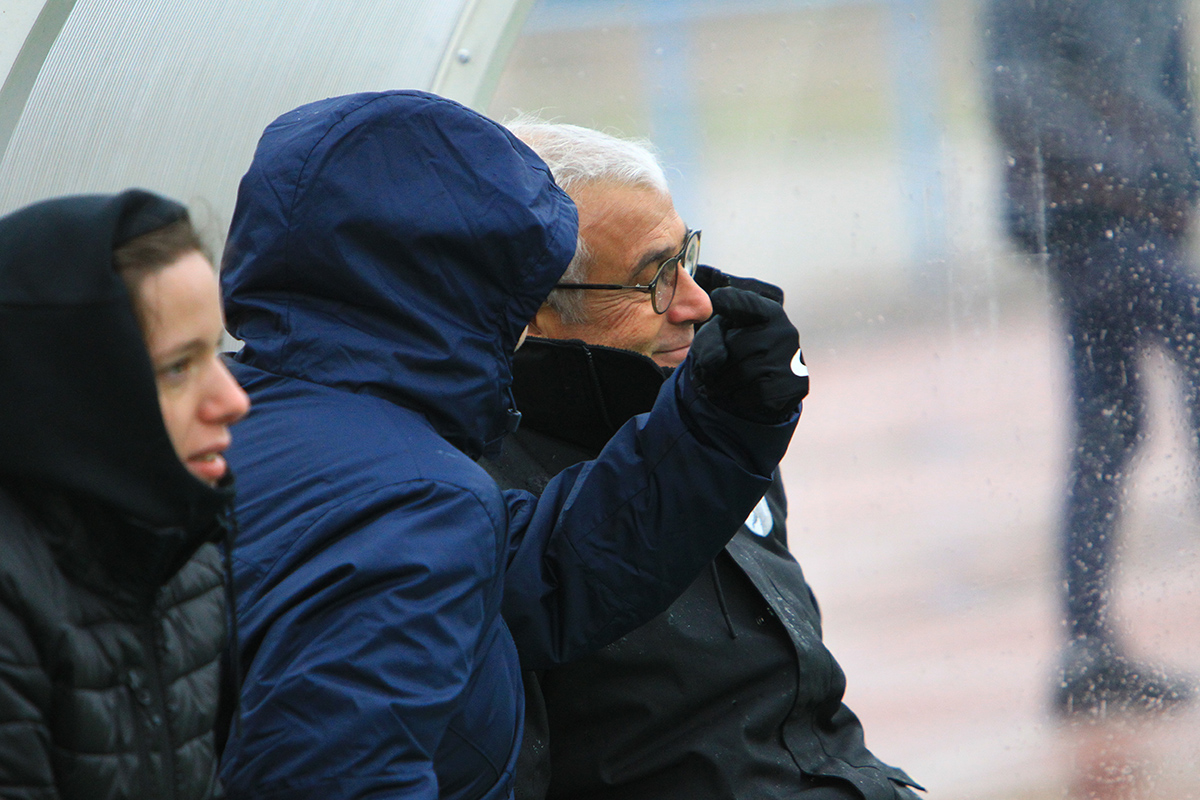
[790,349,808,377]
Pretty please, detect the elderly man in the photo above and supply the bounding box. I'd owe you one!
[484,121,922,800]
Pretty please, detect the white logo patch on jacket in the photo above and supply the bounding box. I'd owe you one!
[743,496,774,537]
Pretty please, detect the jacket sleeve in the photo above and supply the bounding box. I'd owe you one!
[0,602,56,800]
[221,483,506,800]
[501,361,798,670]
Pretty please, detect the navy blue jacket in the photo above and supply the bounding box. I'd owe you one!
[216,91,798,800]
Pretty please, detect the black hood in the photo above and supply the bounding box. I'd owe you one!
[0,190,228,534]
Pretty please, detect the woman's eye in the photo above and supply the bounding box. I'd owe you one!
[157,357,192,384]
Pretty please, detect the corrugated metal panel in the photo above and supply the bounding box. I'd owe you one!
[0,0,527,244]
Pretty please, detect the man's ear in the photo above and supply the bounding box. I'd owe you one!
[527,305,553,338]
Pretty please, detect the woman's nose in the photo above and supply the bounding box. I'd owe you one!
[203,357,250,425]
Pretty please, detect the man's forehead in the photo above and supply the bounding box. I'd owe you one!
[575,181,671,220]
[575,182,684,276]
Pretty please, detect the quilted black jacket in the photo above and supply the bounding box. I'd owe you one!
[0,486,229,800]
[0,191,236,800]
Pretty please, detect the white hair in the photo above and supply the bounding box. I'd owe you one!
[505,115,670,324]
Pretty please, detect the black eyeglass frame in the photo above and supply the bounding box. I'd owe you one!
[553,229,702,315]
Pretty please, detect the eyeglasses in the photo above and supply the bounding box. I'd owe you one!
[554,229,702,315]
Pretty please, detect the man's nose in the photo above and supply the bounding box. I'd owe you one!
[667,268,714,324]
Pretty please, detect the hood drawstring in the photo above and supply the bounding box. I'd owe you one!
[218,501,244,753]
[709,560,737,640]
[504,386,523,436]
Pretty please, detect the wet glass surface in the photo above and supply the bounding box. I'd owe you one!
[491,2,1200,797]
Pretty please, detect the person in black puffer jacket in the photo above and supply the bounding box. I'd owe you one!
[0,190,250,799]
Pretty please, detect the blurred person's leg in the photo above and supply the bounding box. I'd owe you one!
[1131,225,1200,443]
[1050,214,1194,715]
[1054,217,1144,647]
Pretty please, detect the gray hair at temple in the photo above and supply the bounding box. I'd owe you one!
[505,115,670,324]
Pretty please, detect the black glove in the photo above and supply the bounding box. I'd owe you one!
[693,264,785,305]
[689,286,809,423]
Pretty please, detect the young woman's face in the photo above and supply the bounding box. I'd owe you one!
[133,251,249,485]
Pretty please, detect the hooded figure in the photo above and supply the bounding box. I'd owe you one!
[0,191,237,800]
[218,90,801,800]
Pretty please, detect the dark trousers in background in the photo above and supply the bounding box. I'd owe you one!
[1046,211,1200,642]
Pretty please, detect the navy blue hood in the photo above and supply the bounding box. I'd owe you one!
[221,91,579,459]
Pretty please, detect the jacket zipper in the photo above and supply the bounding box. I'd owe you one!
[127,666,156,799]
[149,598,180,800]
[130,604,179,799]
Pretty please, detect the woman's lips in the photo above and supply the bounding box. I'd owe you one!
[187,450,229,485]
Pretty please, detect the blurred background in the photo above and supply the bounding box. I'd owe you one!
[5,0,1200,795]
[488,2,1200,798]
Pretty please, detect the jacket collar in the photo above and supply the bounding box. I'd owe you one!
[510,337,670,452]
[10,473,234,604]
